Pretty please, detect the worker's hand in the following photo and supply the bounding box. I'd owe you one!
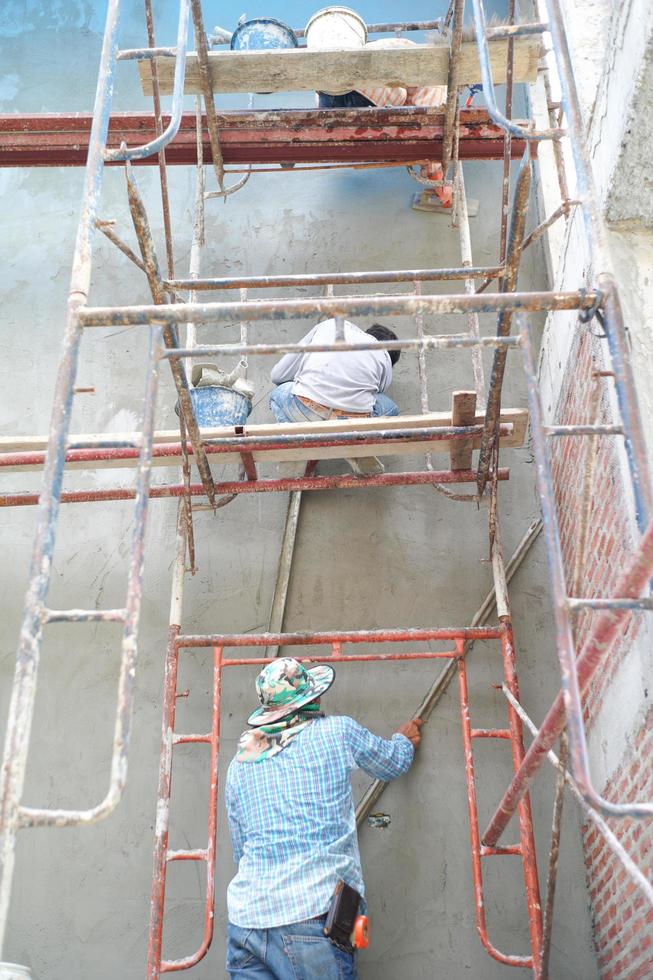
[397,718,423,748]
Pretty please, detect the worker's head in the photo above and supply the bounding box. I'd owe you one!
[366,324,401,365]
[247,657,335,727]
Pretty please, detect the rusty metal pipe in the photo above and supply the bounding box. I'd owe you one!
[125,162,217,509]
[476,145,533,495]
[79,289,597,328]
[190,0,224,190]
[165,266,503,290]
[441,0,464,176]
[0,0,122,954]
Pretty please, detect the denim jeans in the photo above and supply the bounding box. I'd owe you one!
[227,917,357,979]
[269,383,399,424]
[317,91,375,109]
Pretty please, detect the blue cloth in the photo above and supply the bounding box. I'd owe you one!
[227,916,357,979]
[269,383,399,424]
[225,716,414,929]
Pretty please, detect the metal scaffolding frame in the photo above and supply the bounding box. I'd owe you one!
[1,0,652,977]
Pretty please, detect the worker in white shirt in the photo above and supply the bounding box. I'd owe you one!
[269,319,400,475]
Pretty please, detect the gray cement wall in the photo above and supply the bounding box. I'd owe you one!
[532,0,653,788]
[0,3,598,978]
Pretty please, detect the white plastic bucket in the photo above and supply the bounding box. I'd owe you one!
[305,6,367,51]
[0,965,33,980]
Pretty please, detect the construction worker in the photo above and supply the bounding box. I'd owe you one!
[225,657,422,979]
[317,36,452,209]
[269,318,400,475]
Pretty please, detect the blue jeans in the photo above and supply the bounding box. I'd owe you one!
[269,383,399,424]
[318,92,375,109]
[227,917,357,979]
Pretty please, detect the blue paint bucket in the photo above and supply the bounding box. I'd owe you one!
[230,17,298,52]
[176,386,252,427]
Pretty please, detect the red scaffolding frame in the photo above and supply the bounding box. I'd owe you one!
[147,624,543,976]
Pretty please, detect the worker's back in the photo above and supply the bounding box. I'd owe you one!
[225,714,413,928]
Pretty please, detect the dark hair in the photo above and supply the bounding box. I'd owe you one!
[366,324,401,365]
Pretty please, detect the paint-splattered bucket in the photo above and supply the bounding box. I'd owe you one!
[230,17,298,51]
[305,6,367,51]
[176,386,252,428]
[230,18,298,94]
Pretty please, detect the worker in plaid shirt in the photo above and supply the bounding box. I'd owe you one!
[225,657,422,978]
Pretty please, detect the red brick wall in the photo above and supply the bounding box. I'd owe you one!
[548,323,652,979]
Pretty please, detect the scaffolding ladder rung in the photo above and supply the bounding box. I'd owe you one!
[481,844,522,857]
[166,848,207,862]
[171,733,212,745]
[471,728,512,739]
[42,608,127,624]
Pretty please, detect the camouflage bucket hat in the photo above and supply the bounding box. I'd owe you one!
[247,657,335,727]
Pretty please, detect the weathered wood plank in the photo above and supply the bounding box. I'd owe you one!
[139,38,540,96]
[0,409,528,472]
[450,390,478,470]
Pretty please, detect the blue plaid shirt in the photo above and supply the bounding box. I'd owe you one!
[225,715,414,928]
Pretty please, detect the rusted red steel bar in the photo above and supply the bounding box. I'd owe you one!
[456,646,533,969]
[500,623,543,973]
[178,627,503,649]
[482,515,653,848]
[0,109,528,167]
[0,469,511,508]
[220,650,460,666]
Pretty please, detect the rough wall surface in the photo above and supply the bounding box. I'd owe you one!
[536,1,653,977]
[0,2,600,979]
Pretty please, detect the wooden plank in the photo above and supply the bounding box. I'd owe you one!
[450,391,477,470]
[0,409,528,473]
[139,38,540,96]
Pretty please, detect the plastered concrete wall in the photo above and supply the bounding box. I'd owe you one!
[533,0,653,785]
[0,3,598,978]
[533,1,653,975]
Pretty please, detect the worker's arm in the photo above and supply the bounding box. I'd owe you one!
[225,768,245,865]
[270,324,319,385]
[346,716,418,780]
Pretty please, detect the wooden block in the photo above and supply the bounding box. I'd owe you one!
[139,37,541,97]
[450,390,478,470]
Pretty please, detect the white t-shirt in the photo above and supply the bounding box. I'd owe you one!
[270,319,393,413]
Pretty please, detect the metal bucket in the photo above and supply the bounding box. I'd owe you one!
[230,18,298,94]
[176,386,252,428]
[230,17,298,51]
[305,6,367,51]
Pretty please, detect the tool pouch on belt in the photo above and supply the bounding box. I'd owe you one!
[323,880,361,952]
